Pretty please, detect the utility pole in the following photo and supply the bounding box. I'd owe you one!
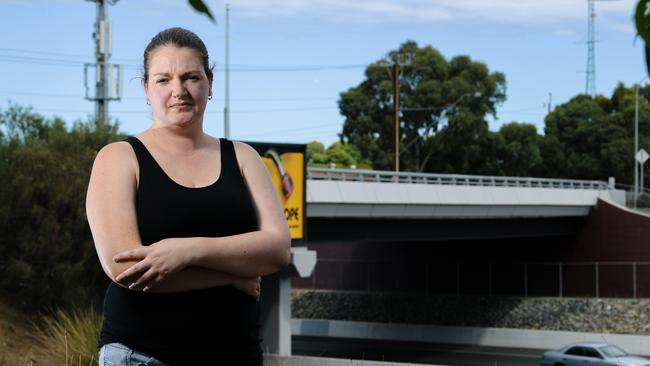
[392,62,400,172]
[85,0,121,124]
[224,3,231,138]
[379,53,412,172]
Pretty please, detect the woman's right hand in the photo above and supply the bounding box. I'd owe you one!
[232,276,261,301]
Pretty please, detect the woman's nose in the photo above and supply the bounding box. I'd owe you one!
[171,79,187,98]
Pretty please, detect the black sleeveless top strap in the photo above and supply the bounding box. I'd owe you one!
[98,136,261,366]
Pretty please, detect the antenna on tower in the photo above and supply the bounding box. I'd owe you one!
[583,0,620,98]
[586,0,596,97]
[84,0,122,125]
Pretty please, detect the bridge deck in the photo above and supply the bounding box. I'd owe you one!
[306,169,625,219]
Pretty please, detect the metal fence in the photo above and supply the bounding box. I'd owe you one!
[489,262,650,299]
[307,168,610,190]
[300,259,650,299]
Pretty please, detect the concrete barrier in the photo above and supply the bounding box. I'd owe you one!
[293,318,650,356]
[264,354,437,366]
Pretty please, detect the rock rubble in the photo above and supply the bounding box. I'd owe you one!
[291,290,650,334]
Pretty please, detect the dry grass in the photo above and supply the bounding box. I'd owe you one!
[31,306,101,366]
[0,300,41,365]
[0,299,102,366]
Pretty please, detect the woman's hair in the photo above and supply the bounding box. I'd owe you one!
[143,27,213,83]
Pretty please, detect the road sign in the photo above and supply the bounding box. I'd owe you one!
[636,149,649,164]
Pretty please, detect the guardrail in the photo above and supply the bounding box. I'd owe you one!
[307,168,610,190]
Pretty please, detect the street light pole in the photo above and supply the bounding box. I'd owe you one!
[635,83,640,208]
[392,63,401,172]
[635,77,649,208]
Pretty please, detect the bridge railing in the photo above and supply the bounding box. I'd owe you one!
[307,168,610,190]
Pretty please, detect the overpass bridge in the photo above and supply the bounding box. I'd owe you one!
[306,168,623,218]
[266,169,633,356]
[304,168,624,241]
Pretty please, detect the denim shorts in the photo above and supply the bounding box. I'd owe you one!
[98,343,171,366]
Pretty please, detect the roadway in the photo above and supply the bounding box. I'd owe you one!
[293,336,543,366]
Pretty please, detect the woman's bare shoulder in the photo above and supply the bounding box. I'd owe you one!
[92,140,138,173]
[231,141,259,160]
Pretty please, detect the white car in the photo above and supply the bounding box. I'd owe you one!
[540,342,650,366]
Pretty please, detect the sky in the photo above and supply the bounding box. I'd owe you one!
[0,0,646,147]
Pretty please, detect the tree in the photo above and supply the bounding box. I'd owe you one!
[306,141,326,166]
[541,84,650,183]
[306,140,371,169]
[339,40,506,173]
[0,104,123,311]
[427,111,502,175]
[496,122,542,176]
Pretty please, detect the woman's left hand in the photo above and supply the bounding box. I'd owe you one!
[113,238,190,291]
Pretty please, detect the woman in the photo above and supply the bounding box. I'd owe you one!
[86,27,291,366]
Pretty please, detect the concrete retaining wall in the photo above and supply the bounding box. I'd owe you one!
[264,354,435,366]
[293,319,650,356]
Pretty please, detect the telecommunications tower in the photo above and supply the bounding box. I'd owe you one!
[585,0,596,97]
[85,0,122,124]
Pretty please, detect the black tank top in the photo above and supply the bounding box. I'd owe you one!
[98,136,261,366]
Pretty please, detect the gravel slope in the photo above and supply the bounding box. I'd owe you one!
[292,290,650,334]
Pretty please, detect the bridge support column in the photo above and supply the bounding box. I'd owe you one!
[260,247,316,356]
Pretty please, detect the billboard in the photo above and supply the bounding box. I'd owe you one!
[246,141,306,241]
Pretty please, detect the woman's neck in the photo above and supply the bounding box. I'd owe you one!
[143,123,211,155]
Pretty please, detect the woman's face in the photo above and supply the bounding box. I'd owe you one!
[144,45,212,129]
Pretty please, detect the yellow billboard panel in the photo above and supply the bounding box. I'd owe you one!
[246,142,305,240]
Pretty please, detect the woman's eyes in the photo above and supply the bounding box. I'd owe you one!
[154,76,200,84]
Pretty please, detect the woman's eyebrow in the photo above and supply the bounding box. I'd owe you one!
[152,70,201,77]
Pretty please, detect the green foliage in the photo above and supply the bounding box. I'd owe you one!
[337,38,648,184]
[306,140,371,169]
[638,192,650,207]
[541,86,644,183]
[496,122,542,176]
[0,103,123,312]
[306,140,325,165]
[188,0,215,23]
[32,306,102,366]
[339,40,506,172]
[635,0,650,76]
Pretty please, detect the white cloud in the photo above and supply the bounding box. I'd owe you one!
[221,0,637,28]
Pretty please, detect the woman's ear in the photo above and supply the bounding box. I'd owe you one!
[143,79,151,102]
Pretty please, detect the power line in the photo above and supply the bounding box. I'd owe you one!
[0,91,337,102]
[0,48,93,60]
[28,106,336,114]
[0,55,86,67]
[0,47,365,70]
[0,51,365,72]
[227,106,336,113]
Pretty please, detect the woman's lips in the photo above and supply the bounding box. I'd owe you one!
[170,102,193,109]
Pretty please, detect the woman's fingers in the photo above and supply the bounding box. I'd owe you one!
[233,276,261,300]
[119,260,174,292]
[128,268,158,292]
[115,260,149,283]
[113,247,149,263]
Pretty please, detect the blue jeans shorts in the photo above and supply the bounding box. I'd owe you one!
[98,343,171,366]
